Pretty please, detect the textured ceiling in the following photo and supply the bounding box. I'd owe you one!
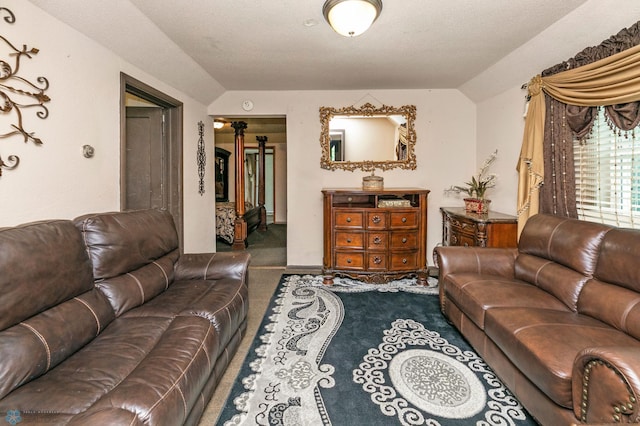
[31,0,636,105]
[127,0,587,91]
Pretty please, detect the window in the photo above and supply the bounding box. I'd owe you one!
[574,107,640,228]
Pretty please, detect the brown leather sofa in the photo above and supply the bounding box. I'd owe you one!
[435,213,640,425]
[0,209,250,425]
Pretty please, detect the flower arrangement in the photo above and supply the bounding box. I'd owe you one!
[445,150,498,200]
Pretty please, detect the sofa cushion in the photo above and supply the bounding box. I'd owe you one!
[0,220,114,400]
[74,209,179,280]
[94,250,180,317]
[514,253,590,312]
[444,273,569,329]
[484,308,640,409]
[594,227,640,293]
[75,209,180,316]
[0,220,96,331]
[0,315,218,426]
[518,214,610,278]
[578,279,640,340]
[122,277,249,361]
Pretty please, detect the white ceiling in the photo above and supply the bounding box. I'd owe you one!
[30,0,637,105]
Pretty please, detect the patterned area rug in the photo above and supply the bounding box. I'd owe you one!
[217,275,536,425]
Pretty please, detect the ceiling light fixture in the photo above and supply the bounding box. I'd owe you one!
[213,120,225,129]
[322,0,382,37]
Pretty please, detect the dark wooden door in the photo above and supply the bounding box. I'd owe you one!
[125,106,166,210]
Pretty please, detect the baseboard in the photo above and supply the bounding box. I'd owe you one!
[285,265,322,272]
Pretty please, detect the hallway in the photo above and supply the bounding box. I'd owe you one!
[216,224,286,267]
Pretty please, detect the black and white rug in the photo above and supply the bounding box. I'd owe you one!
[217,275,535,425]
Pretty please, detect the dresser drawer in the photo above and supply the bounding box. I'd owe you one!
[390,210,418,228]
[335,251,364,269]
[335,211,364,229]
[335,231,364,249]
[366,212,387,230]
[448,216,476,233]
[367,252,387,271]
[367,232,388,250]
[390,231,418,249]
[450,229,476,247]
[389,251,418,271]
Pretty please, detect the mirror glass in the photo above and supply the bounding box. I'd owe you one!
[320,103,416,171]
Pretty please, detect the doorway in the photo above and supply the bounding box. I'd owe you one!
[120,73,184,250]
[213,116,287,266]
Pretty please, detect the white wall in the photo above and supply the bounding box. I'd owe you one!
[474,87,526,215]
[209,90,476,267]
[1,0,217,253]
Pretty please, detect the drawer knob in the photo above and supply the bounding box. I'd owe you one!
[347,238,352,243]
[347,258,352,264]
[401,217,407,223]
[346,217,352,223]
[402,237,407,243]
[373,236,382,244]
[347,196,353,202]
[402,258,408,264]
[372,215,381,224]
[373,256,382,264]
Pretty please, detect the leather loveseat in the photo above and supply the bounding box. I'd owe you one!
[435,213,640,425]
[0,209,250,425]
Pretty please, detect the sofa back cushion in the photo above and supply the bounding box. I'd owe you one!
[515,214,611,311]
[74,209,179,316]
[594,227,640,292]
[578,279,640,340]
[578,227,640,339]
[0,220,115,399]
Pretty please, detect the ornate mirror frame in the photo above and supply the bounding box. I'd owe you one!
[319,103,417,172]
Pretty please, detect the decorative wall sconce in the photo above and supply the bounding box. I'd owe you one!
[0,7,51,177]
[197,121,206,195]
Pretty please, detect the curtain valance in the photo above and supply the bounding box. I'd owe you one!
[517,31,640,234]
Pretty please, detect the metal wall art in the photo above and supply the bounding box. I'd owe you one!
[197,121,206,195]
[0,7,51,177]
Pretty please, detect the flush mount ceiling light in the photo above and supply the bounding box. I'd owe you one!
[322,0,383,37]
[213,120,226,129]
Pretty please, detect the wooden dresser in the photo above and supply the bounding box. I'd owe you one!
[322,188,430,285]
[440,207,517,248]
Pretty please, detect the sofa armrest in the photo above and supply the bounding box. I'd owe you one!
[434,246,518,314]
[572,346,640,423]
[434,246,518,279]
[174,252,250,282]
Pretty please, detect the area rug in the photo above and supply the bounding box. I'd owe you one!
[216,274,535,425]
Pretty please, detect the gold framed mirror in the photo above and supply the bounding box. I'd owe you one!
[320,103,417,172]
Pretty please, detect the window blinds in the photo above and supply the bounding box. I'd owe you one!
[574,107,640,228]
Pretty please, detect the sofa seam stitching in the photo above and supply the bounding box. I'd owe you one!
[73,297,101,335]
[19,323,51,371]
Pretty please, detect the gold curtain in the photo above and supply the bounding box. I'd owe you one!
[517,43,640,235]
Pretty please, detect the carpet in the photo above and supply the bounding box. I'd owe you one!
[216,274,535,426]
[216,224,286,267]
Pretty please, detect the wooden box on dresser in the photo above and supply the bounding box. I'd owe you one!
[322,188,430,285]
[440,207,517,248]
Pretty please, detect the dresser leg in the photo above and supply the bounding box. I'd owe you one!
[322,274,334,286]
[416,272,428,286]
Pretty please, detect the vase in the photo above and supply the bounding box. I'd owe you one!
[464,198,491,214]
